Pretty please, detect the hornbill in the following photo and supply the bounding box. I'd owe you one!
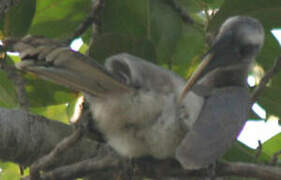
[3,16,264,169]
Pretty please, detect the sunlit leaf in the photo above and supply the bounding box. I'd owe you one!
[0,162,21,180]
[223,141,270,163]
[262,133,281,160]
[29,0,92,39]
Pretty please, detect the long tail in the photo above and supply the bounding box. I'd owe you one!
[3,36,132,97]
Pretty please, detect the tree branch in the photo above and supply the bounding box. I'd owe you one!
[40,154,120,180]
[250,55,281,103]
[64,0,105,44]
[24,156,281,180]
[167,0,194,24]
[0,102,281,180]
[217,161,281,180]
[0,108,99,168]
[30,127,84,180]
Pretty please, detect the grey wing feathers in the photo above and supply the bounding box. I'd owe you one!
[176,87,250,169]
[8,36,132,97]
[9,36,186,97]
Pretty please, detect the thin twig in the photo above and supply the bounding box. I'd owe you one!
[40,155,120,180]
[250,55,281,104]
[167,0,194,24]
[29,128,84,180]
[64,0,105,44]
[270,149,281,166]
[255,140,262,160]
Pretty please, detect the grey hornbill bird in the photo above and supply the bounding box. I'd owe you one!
[4,16,264,169]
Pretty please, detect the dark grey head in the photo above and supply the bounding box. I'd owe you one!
[179,16,264,102]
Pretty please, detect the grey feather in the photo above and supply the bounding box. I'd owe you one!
[176,87,250,169]
[5,15,264,170]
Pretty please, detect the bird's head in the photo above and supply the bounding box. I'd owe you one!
[179,16,264,102]
[214,16,264,62]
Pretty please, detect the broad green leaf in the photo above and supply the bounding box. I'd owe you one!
[30,103,72,123]
[149,0,182,64]
[262,132,281,160]
[177,0,202,14]
[1,0,36,37]
[201,0,224,9]
[0,55,19,108]
[29,0,91,39]
[24,74,77,107]
[256,34,281,118]
[223,141,270,163]
[95,0,191,66]
[100,0,148,37]
[207,0,281,32]
[0,162,21,180]
[170,24,205,77]
[0,70,18,108]
[89,33,156,63]
[23,74,78,123]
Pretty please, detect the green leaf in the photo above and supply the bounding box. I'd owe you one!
[25,75,77,107]
[100,0,149,37]
[170,24,205,77]
[29,0,92,39]
[256,34,281,118]
[30,103,72,123]
[223,141,270,163]
[0,162,21,180]
[24,74,78,123]
[93,0,204,76]
[89,33,156,63]
[207,0,281,32]
[1,0,36,37]
[149,0,182,64]
[262,133,281,160]
[0,55,19,108]
[0,70,18,108]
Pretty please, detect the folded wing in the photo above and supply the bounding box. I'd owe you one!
[176,87,250,169]
[5,36,133,97]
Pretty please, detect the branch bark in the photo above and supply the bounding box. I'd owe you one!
[0,107,281,180]
[0,108,99,168]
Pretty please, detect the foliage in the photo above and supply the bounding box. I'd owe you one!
[0,0,280,179]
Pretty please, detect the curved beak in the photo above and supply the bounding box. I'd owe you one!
[178,32,233,103]
[178,52,214,102]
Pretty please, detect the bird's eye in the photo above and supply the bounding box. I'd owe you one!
[239,44,253,56]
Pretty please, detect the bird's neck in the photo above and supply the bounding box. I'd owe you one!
[197,64,250,89]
